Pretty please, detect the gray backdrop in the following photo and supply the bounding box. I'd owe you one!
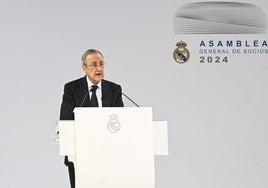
[1,0,268,188]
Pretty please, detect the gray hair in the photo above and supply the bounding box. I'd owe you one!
[81,49,104,64]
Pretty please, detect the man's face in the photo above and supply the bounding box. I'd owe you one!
[82,53,105,84]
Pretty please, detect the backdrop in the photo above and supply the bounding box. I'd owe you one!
[1,0,268,188]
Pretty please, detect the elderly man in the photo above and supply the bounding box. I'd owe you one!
[59,49,124,188]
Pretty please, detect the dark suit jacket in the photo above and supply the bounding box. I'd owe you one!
[59,76,124,165]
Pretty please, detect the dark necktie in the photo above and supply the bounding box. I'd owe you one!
[89,85,99,107]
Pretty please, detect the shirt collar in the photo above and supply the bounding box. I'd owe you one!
[86,76,102,90]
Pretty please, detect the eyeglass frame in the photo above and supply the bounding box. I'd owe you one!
[83,62,105,69]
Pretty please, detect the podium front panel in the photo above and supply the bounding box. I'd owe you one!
[74,107,155,188]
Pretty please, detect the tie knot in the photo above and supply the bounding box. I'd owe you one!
[90,85,98,93]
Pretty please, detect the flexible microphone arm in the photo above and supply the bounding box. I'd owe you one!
[80,91,89,107]
[118,90,140,107]
[80,90,140,107]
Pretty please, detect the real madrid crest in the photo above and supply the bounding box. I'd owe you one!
[173,41,190,64]
[107,114,121,133]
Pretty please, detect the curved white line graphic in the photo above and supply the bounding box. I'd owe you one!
[173,2,267,34]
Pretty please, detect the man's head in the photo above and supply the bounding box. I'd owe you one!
[82,49,105,84]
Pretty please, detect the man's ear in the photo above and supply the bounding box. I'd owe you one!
[82,64,86,72]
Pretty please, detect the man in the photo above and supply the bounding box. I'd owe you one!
[59,49,124,188]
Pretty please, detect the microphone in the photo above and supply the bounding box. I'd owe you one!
[80,91,90,107]
[117,90,140,107]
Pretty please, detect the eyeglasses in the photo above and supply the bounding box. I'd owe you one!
[84,62,105,69]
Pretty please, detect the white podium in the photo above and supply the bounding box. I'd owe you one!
[58,107,168,188]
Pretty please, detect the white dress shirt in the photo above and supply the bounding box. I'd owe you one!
[86,76,102,107]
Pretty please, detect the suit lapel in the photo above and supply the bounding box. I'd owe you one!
[79,76,90,107]
[101,80,112,107]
